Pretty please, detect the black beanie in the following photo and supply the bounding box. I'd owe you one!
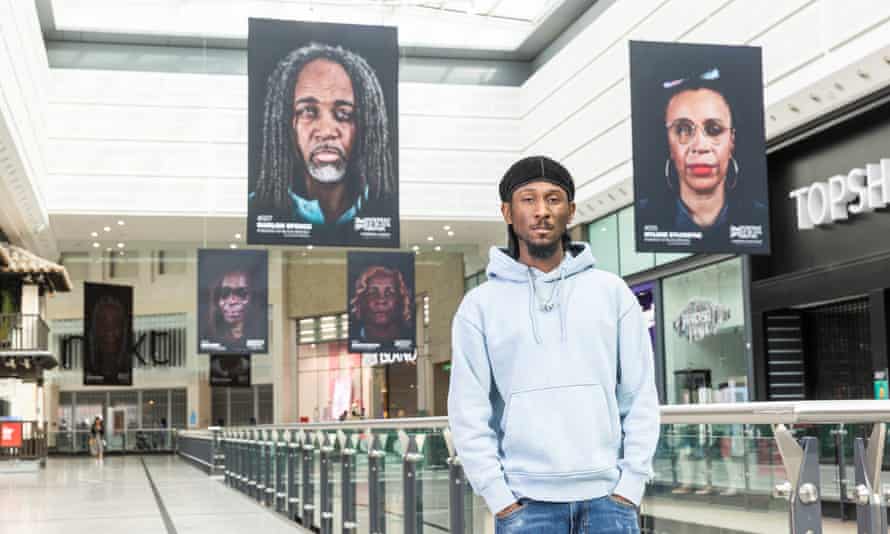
[499,156,575,203]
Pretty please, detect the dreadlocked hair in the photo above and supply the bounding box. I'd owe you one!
[255,42,395,208]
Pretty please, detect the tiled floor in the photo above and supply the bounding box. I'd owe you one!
[0,456,308,534]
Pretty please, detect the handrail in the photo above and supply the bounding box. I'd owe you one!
[204,401,890,433]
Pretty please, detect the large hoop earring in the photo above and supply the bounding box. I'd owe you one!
[727,157,740,191]
[664,158,675,191]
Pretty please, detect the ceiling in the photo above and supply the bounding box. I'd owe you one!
[38,0,597,61]
[50,213,509,259]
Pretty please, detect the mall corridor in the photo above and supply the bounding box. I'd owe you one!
[0,456,308,534]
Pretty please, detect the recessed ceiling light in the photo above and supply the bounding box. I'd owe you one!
[234,233,242,240]
[412,245,419,251]
[229,244,237,249]
[117,220,125,226]
[92,242,100,248]
[443,225,451,231]
[434,245,441,251]
[307,245,314,250]
[119,251,125,256]
[447,231,455,237]
[103,226,111,232]
[106,248,112,252]
[427,236,434,241]
[117,243,125,248]
[90,231,98,238]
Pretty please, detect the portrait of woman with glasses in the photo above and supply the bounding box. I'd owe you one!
[630,42,770,255]
[198,249,269,354]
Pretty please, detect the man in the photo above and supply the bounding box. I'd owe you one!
[350,265,413,349]
[205,270,261,352]
[448,156,660,533]
[251,42,395,227]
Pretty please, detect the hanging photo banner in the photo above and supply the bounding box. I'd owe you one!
[197,249,269,354]
[84,282,133,386]
[246,18,399,248]
[347,251,416,354]
[209,354,252,388]
[629,41,771,255]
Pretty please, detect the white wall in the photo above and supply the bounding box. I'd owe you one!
[44,71,520,221]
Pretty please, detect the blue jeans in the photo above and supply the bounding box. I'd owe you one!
[495,496,640,534]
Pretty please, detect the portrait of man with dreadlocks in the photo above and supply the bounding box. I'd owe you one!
[247,19,399,248]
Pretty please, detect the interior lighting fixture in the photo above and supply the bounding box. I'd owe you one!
[412,245,419,251]
[447,231,454,237]
[229,244,237,249]
[91,231,98,237]
[117,243,125,248]
[235,233,242,240]
[307,245,314,250]
[434,245,441,251]
[443,225,451,231]
[427,236,434,241]
[92,242,100,248]
[104,226,111,232]
[117,220,125,226]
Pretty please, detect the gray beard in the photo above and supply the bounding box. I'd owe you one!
[307,162,347,184]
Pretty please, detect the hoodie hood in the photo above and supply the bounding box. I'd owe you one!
[486,242,596,282]
[485,242,596,344]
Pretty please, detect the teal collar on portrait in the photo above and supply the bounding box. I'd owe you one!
[289,185,368,225]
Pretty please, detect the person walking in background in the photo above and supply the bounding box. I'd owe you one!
[448,156,660,533]
[90,416,105,463]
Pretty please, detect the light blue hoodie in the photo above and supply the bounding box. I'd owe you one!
[448,243,660,514]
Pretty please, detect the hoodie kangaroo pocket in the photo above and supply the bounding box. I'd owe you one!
[502,384,617,476]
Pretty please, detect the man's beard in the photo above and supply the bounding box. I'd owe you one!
[305,144,347,184]
[525,238,561,259]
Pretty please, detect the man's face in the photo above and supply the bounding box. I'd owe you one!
[293,59,356,184]
[217,272,250,325]
[95,302,124,355]
[363,274,398,327]
[501,181,575,256]
[665,88,735,194]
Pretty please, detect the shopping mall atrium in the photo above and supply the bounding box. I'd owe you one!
[3,1,890,533]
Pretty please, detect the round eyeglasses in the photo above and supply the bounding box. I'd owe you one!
[665,118,732,145]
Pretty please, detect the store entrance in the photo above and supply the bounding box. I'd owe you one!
[765,296,872,401]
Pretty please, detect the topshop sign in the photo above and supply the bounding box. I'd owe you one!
[789,159,890,230]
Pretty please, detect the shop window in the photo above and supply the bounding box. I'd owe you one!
[617,207,655,276]
[257,384,274,424]
[587,213,619,275]
[662,258,747,405]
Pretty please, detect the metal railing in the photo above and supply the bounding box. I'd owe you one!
[0,420,48,464]
[190,401,890,534]
[0,314,49,353]
[49,429,178,454]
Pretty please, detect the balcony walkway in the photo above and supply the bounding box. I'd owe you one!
[0,456,309,534]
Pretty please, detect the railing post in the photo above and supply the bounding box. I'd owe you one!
[444,429,467,534]
[302,430,316,527]
[265,430,275,507]
[236,430,245,493]
[773,425,823,534]
[399,430,426,534]
[368,431,387,534]
[853,423,887,534]
[250,430,260,501]
[276,429,286,514]
[319,432,336,534]
[832,424,848,522]
[338,430,359,533]
[288,430,301,521]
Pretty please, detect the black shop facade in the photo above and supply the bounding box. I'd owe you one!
[751,96,890,403]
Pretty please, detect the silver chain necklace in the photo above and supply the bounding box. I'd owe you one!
[531,270,561,312]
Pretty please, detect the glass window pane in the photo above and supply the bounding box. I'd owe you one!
[142,390,168,429]
[618,207,655,276]
[171,389,186,428]
[587,214,619,275]
[257,384,274,424]
[655,251,692,266]
[662,258,747,405]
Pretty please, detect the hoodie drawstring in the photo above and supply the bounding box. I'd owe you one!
[527,266,567,344]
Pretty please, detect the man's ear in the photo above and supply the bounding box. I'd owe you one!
[569,201,576,224]
[501,202,513,225]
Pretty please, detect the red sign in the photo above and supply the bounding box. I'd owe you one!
[0,422,23,448]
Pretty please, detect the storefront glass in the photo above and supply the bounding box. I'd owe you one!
[662,258,748,405]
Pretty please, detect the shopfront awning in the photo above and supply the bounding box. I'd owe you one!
[0,243,72,293]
